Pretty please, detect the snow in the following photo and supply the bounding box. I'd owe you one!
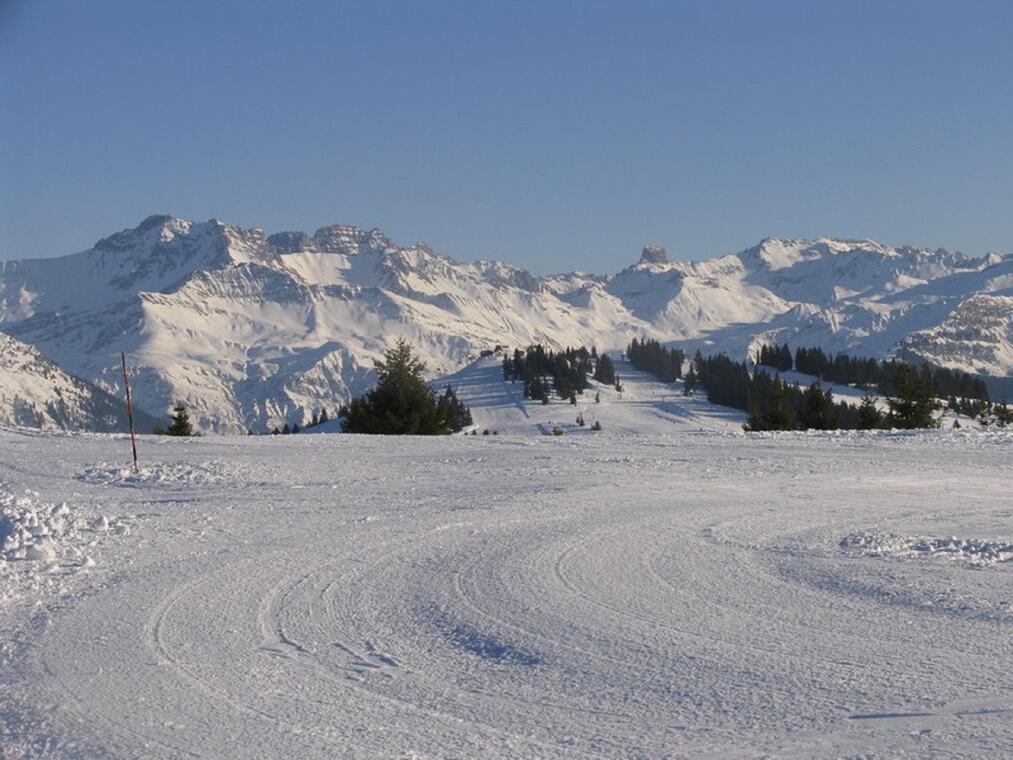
[2,215,1011,434]
[841,532,1013,567]
[0,332,157,432]
[0,485,109,606]
[440,355,745,436]
[1,427,1011,757]
[77,460,255,488]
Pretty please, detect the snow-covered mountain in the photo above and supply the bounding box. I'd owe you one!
[1,216,1010,432]
[0,332,159,432]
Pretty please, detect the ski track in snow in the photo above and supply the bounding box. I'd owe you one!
[1,428,1012,758]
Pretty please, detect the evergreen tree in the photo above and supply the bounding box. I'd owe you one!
[763,379,798,430]
[858,391,882,430]
[800,380,837,430]
[319,408,329,424]
[340,340,451,435]
[281,423,292,434]
[744,401,764,432]
[743,378,798,431]
[885,363,940,429]
[593,354,616,385]
[157,402,195,436]
[591,420,602,431]
[758,343,793,372]
[626,338,684,382]
[994,398,1012,428]
[436,385,474,432]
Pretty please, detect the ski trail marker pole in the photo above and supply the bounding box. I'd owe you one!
[121,352,139,474]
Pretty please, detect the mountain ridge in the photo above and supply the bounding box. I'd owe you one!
[0,332,160,432]
[1,215,1010,432]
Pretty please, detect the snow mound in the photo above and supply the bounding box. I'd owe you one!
[1,488,98,605]
[77,461,247,488]
[841,531,1013,567]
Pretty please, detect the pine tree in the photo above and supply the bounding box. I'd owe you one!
[282,423,291,434]
[858,391,882,430]
[744,401,765,432]
[800,380,837,430]
[593,354,616,385]
[994,398,1012,428]
[158,402,194,436]
[594,391,601,404]
[885,364,940,429]
[763,379,798,430]
[436,385,473,432]
[340,340,451,435]
[591,420,602,431]
[319,408,329,424]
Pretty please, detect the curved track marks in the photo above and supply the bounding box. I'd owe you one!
[1,431,1011,758]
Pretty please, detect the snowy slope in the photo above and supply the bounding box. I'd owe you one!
[1,217,1010,433]
[440,355,744,435]
[899,293,1013,377]
[1,429,1011,757]
[0,332,158,432]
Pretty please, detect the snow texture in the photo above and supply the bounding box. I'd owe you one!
[1,427,1011,758]
[840,532,1013,567]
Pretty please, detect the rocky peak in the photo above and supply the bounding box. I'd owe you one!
[640,244,667,265]
[309,225,393,255]
[267,231,311,253]
[94,214,191,252]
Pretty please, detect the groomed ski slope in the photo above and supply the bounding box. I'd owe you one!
[439,356,746,435]
[2,428,1011,758]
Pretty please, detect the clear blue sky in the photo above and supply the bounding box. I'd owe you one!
[2,1,1012,273]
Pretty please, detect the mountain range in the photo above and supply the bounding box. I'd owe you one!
[1,215,1010,432]
[0,331,159,432]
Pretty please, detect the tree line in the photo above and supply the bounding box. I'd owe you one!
[503,345,619,402]
[630,340,1002,431]
[761,343,990,402]
[699,352,947,430]
[626,338,685,382]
